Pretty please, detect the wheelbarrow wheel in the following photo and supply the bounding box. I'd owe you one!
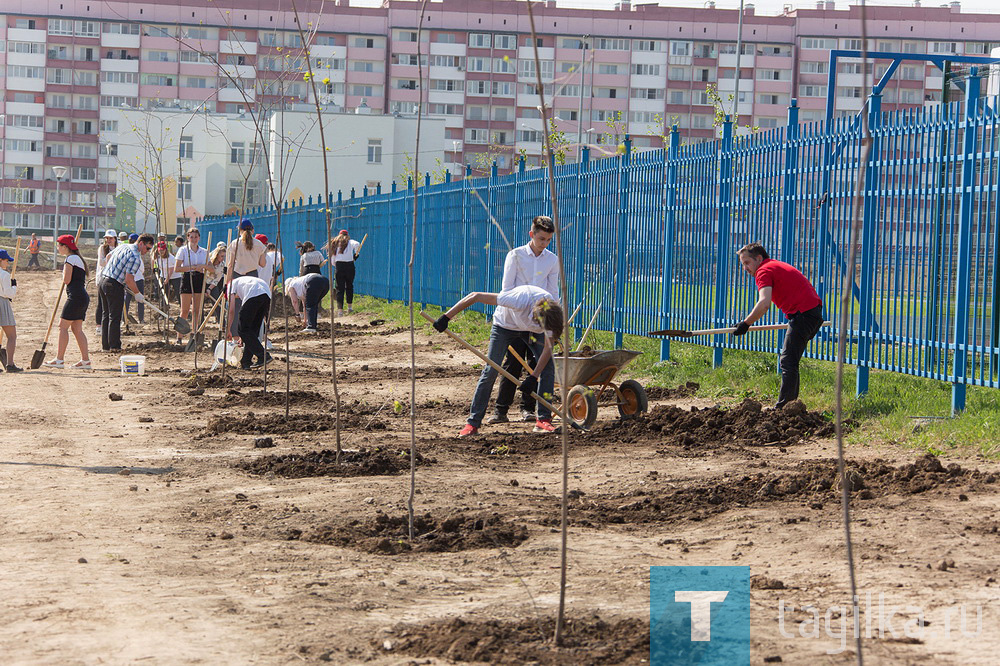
[617,379,648,418]
[566,384,599,429]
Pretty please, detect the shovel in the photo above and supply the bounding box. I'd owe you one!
[145,300,191,335]
[0,237,23,369]
[419,310,586,431]
[31,225,83,369]
[648,321,832,337]
[185,292,224,352]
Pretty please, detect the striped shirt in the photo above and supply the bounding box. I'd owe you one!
[102,243,142,285]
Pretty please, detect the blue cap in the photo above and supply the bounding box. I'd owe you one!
[0,250,12,262]
[129,233,139,242]
[239,219,254,231]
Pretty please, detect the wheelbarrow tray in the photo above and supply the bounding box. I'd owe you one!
[553,349,642,387]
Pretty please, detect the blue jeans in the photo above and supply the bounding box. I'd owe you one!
[468,324,554,427]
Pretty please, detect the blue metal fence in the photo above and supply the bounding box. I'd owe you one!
[202,72,1000,412]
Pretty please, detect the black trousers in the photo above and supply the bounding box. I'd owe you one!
[303,274,330,329]
[124,279,144,323]
[777,304,825,408]
[495,334,537,415]
[334,261,355,309]
[239,294,270,368]
[27,253,40,269]
[99,278,126,350]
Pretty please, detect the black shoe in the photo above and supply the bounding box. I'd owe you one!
[247,359,266,369]
[486,412,510,425]
[520,409,535,422]
[6,365,23,373]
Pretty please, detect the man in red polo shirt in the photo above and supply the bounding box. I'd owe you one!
[733,242,824,409]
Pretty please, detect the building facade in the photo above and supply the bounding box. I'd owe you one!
[1,0,999,237]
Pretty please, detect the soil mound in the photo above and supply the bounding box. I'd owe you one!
[301,511,528,554]
[379,614,647,664]
[562,455,996,526]
[123,341,187,353]
[202,412,382,436]
[177,374,262,389]
[238,447,428,478]
[593,398,839,447]
[644,382,700,401]
[222,389,326,407]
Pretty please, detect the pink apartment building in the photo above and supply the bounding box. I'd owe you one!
[1,0,999,235]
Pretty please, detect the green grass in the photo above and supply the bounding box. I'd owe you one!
[351,294,1000,460]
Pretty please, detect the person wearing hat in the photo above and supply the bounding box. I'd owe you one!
[0,249,22,371]
[327,229,362,315]
[99,233,154,351]
[95,230,119,335]
[174,226,208,343]
[123,233,145,327]
[225,219,267,338]
[42,236,91,369]
[118,231,129,243]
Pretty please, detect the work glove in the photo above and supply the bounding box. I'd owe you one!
[732,321,750,336]
[9,279,15,287]
[134,292,145,304]
[432,314,450,332]
[519,374,539,396]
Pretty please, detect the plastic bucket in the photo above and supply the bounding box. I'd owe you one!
[213,341,241,369]
[120,354,146,376]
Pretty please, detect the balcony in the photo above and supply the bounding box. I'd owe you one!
[101,58,140,73]
[7,28,46,42]
[101,32,141,49]
[219,39,257,56]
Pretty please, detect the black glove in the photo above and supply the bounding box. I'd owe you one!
[432,314,450,332]
[519,374,538,395]
[9,278,15,287]
[732,321,750,336]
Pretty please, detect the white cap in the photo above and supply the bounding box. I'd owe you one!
[105,229,117,238]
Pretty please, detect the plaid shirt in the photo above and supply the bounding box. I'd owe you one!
[102,243,142,285]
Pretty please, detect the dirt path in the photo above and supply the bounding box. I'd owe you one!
[2,269,999,664]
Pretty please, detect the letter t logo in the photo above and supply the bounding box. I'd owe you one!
[674,591,729,641]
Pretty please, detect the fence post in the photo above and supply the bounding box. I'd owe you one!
[712,118,734,368]
[574,147,590,344]
[855,93,883,398]
[613,136,632,349]
[484,162,499,297]
[775,99,801,372]
[660,125,680,362]
[463,164,472,297]
[951,68,981,414]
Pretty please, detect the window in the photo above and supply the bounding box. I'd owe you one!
[432,55,459,68]
[466,128,488,144]
[758,118,779,129]
[141,74,175,87]
[46,144,68,157]
[4,166,36,180]
[73,71,97,86]
[758,94,781,105]
[103,22,140,35]
[631,88,664,100]
[352,36,378,48]
[431,79,462,91]
[100,120,119,133]
[668,67,688,81]
[517,129,542,143]
[8,41,44,54]
[315,57,345,70]
[353,60,383,73]
[47,68,71,84]
[75,95,97,110]
[467,57,491,73]
[6,115,44,129]
[801,38,836,50]
[901,66,922,80]
[757,69,786,81]
[492,107,511,121]
[179,177,192,200]
[48,19,75,35]
[7,65,45,79]
[434,33,457,44]
[231,142,245,164]
[15,19,37,29]
[760,45,788,57]
[367,139,382,164]
[180,51,212,64]
[494,57,515,74]
[837,87,863,98]
[966,42,989,55]
[598,64,620,75]
[145,24,176,38]
[668,90,688,105]
[632,64,660,76]
[469,33,491,48]
[429,103,462,115]
[3,189,38,205]
[185,27,210,39]
[228,181,244,204]
[629,110,658,124]
[595,87,621,99]
[100,96,138,108]
[466,105,487,120]
[931,41,958,54]
[800,61,829,74]
[102,71,139,84]
[519,59,553,80]
[48,94,70,109]
[467,80,488,96]
[670,41,691,57]
[843,39,863,50]
[396,30,418,42]
[5,139,41,153]
[72,167,97,182]
[494,34,516,50]
[596,38,629,51]
[102,143,118,156]
[145,50,176,62]
[184,77,210,88]
[692,115,711,129]
[179,136,194,159]
[560,38,585,49]
[395,78,418,90]
[898,89,918,104]
[392,54,422,66]
[633,39,665,52]
[799,85,827,97]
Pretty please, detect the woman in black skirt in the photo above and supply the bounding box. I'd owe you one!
[174,226,207,344]
[43,234,90,369]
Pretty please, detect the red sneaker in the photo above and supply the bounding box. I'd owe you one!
[457,424,479,438]
[533,419,560,434]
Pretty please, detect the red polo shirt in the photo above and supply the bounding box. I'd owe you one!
[754,258,821,316]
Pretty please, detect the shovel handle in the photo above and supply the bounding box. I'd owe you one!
[506,345,534,376]
[420,311,576,427]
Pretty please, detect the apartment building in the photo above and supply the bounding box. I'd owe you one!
[1,0,999,237]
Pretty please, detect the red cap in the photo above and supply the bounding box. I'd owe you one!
[339,229,348,236]
[157,241,168,249]
[255,233,268,244]
[57,234,78,252]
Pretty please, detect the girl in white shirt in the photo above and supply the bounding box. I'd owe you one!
[175,227,208,343]
[225,276,271,369]
[0,249,20,372]
[225,220,267,338]
[327,230,362,315]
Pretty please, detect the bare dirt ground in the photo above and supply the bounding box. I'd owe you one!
[2,269,999,664]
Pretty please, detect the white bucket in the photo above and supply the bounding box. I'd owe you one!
[120,354,146,376]
[210,341,241,371]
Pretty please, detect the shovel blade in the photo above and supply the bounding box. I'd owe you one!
[173,317,192,335]
[30,348,45,370]
[0,347,6,368]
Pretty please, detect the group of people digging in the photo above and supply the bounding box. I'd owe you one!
[0,219,365,373]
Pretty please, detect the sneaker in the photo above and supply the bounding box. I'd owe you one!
[247,359,266,369]
[520,409,535,423]
[347,307,353,314]
[486,412,510,425]
[5,365,23,373]
[301,327,317,334]
[533,419,560,434]
[337,310,346,317]
[42,359,65,369]
[457,424,479,438]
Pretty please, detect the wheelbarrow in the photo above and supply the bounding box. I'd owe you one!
[509,347,648,429]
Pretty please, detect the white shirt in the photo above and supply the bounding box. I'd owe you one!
[492,285,554,334]
[330,239,360,263]
[501,243,559,297]
[66,254,85,271]
[155,254,176,279]
[0,266,16,299]
[228,238,266,275]
[131,254,145,282]
[175,245,207,273]
[227,276,271,301]
[260,251,283,287]
[284,275,306,298]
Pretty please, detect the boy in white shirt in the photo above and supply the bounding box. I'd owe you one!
[226,276,272,369]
